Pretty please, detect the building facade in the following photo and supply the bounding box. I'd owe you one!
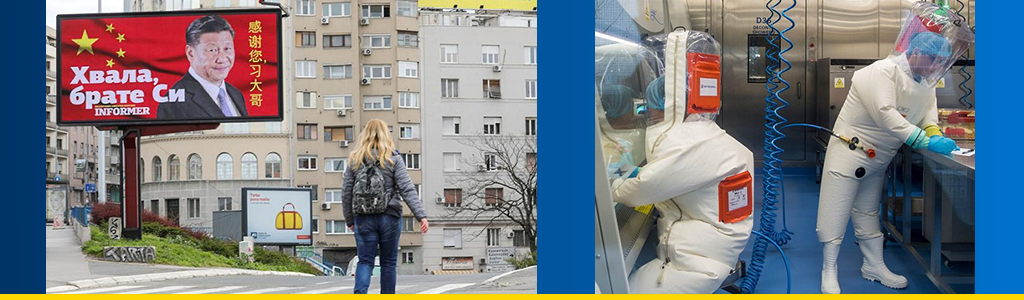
[47,26,70,188]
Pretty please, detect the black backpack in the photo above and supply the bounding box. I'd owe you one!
[352,158,390,215]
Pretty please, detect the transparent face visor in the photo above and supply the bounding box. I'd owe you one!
[596,34,656,180]
[643,30,723,128]
[891,2,975,88]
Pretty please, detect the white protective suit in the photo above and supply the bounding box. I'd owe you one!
[611,31,753,294]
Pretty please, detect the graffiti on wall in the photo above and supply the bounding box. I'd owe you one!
[102,246,156,263]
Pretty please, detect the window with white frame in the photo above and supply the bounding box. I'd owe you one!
[485,152,502,171]
[216,153,233,179]
[525,80,537,99]
[324,94,353,110]
[443,188,462,207]
[326,220,353,234]
[298,156,318,170]
[363,95,393,110]
[526,117,537,136]
[218,197,232,211]
[224,123,249,134]
[397,0,417,17]
[397,31,418,47]
[322,2,350,17]
[484,117,501,135]
[296,60,316,78]
[325,188,343,203]
[401,153,420,169]
[440,44,458,63]
[487,228,501,247]
[441,79,459,98]
[399,123,420,140]
[240,0,258,7]
[215,0,231,7]
[443,152,461,171]
[323,34,352,48]
[298,124,318,140]
[486,187,504,206]
[401,251,414,264]
[298,185,318,201]
[443,228,463,248]
[483,79,501,99]
[187,198,200,219]
[311,216,319,233]
[296,0,315,16]
[266,122,281,133]
[324,65,352,79]
[362,64,392,79]
[325,126,354,142]
[187,154,202,180]
[513,230,528,247]
[524,46,537,65]
[482,45,500,64]
[442,117,461,135]
[266,153,282,178]
[297,91,317,108]
[362,4,390,18]
[402,217,416,232]
[398,61,418,78]
[398,92,419,108]
[325,157,347,173]
[241,153,257,179]
[363,34,391,48]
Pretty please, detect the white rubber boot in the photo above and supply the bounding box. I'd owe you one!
[821,240,842,294]
[859,236,908,289]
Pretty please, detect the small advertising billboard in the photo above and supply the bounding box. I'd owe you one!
[242,188,312,245]
[56,9,282,125]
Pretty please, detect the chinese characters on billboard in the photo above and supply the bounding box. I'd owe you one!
[57,9,282,125]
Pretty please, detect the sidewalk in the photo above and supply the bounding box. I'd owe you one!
[443,266,537,294]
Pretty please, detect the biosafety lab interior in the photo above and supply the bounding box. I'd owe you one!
[594,0,975,294]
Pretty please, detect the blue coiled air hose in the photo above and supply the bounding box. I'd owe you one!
[955,0,973,109]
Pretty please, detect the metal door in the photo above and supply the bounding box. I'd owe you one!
[166,198,180,225]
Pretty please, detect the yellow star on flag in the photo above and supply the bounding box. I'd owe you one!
[105,23,115,32]
[72,30,98,55]
[106,59,115,68]
[116,33,125,43]
[116,48,126,58]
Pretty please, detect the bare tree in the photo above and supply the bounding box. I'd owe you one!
[440,134,537,251]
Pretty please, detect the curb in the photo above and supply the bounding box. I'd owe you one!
[482,265,537,284]
[46,268,314,293]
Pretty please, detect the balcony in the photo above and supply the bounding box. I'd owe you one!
[46,94,56,105]
[46,146,69,157]
[46,69,56,80]
[106,174,121,185]
[46,120,58,130]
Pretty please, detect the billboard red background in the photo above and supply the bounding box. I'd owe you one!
[58,10,281,125]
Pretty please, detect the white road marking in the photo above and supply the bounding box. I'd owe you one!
[295,286,353,294]
[173,286,247,294]
[417,283,475,294]
[112,286,194,294]
[231,286,299,294]
[56,285,144,294]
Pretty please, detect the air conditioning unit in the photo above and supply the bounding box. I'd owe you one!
[360,78,371,85]
[336,109,347,117]
[492,65,502,72]
[321,203,331,210]
[506,231,514,238]
[435,197,443,204]
[477,164,487,172]
[362,48,372,56]
[321,17,330,25]
[340,140,350,148]
[360,18,370,26]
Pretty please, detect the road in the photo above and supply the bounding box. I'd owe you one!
[49,273,503,294]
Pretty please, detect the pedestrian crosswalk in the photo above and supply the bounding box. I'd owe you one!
[53,284,433,294]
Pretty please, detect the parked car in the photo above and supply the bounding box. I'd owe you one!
[346,256,381,277]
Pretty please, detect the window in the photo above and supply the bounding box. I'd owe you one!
[214,0,231,7]
[298,156,318,171]
[397,32,418,47]
[296,60,317,78]
[399,123,420,140]
[401,251,414,264]
[486,188,504,206]
[484,117,502,135]
[483,79,501,99]
[187,198,200,219]
[398,92,419,108]
[361,4,390,18]
[524,46,537,65]
[525,80,537,99]
[362,64,392,79]
[443,117,461,135]
[296,0,315,16]
[150,199,159,215]
[443,228,463,248]
[325,158,347,173]
[266,153,282,178]
[363,96,393,110]
[322,2,350,17]
[402,153,420,169]
[402,217,416,232]
[443,188,462,207]
[298,185,319,201]
[296,92,317,108]
[298,124,318,140]
[397,0,417,17]
[485,152,502,171]
[218,197,232,211]
[525,117,537,136]
[323,34,352,48]
[513,230,528,247]
[266,122,281,133]
[482,45,500,64]
[363,34,391,48]
[325,188,343,203]
[398,61,418,78]
[312,216,319,234]
[487,228,501,247]
[443,152,461,171]
[324,65,352,79]
[324,95,353,110]
[326,220,354,234]
[224,123,250,134]
[441,79,459,98]
[440,44,458,63]
[216,153,233,180]
[241,153,257,179]
[152,156,162,182]
[296,31,316,47]
[187,154,202,180]
[526,152,537,170]
[169,155,181,181]
[324,126,354,142]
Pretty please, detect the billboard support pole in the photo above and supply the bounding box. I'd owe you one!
[115,124,219,240]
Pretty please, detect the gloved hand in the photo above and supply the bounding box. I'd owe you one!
[611,178,625,192]
[927,136,959,155]
[904,127,929,149]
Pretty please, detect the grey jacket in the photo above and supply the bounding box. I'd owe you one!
[342,150,426,226]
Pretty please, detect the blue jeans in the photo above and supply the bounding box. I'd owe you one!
[353,214,401,294]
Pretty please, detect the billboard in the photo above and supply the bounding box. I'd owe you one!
[242,188,312,245]
[56,9,282,125]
